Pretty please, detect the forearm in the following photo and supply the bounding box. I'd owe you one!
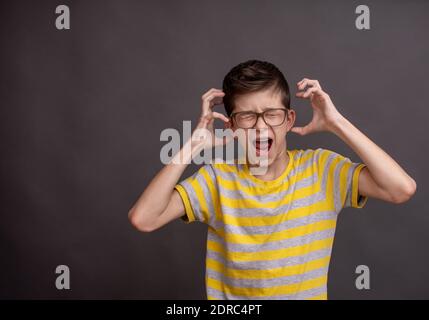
[330,115,416,198]
[128,140,196,224]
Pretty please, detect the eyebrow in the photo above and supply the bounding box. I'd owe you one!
[234,106,284,112]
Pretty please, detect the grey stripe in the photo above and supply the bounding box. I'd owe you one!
[210,210,337,235]
[206,246,331,270]
[204,163,218,183]
[207,228,336,252]
[207,283,327,300]
[206,266,329,289]
[294,285,328,300]
[287,149,322,179]
[207,286,228,300]
[195,172,216,223]
[333,159,360,211]
[212,166,258,188]
[333,159,346,213]
[218,173,318,202]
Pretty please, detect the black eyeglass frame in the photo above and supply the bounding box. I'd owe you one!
[230,108,289,129]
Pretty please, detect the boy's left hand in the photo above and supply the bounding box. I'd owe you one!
[292,78,344,135]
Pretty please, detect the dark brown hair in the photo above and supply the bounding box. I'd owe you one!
[222,59,291,116]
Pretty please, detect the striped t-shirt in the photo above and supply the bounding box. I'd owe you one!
[174,148,368,300]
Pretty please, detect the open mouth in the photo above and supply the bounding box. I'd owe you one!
[253,137,273,154]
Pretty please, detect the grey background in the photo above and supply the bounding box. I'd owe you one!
[0,0,428,299]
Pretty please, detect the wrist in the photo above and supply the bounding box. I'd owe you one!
[327,113,350,136]
[171,139,194,165]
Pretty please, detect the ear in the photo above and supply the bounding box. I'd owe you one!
[286,108,296,132]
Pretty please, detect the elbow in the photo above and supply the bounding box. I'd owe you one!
[390,178,417,204]
[128,208,157,233]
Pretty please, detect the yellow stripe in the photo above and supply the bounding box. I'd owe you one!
[219,199,334,227]
[207,237,334,262]
[211,219,337,245]
[206,255,330,279]
[352,164,368,208]
[218,179,320,209]
[207,274,328,297]
[174,184,195,223]
[339,161,350,207]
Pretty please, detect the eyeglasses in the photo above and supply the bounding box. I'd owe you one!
[230,108,288,129]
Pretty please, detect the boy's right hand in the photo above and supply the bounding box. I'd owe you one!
[191,88,230,152]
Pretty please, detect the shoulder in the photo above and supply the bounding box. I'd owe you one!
[290,148,347,168]
[187,162,244,181]
[289,148,325,164]
[211,161,244,176]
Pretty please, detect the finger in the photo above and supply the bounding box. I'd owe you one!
[309,79,321,89]
[296,86,321,99]
[202,88,223,99]
[297,79,321,90]
[297,78,308,85]
[196,114,211,129]
[202,88,224,100]
[211,111,230,123]
[202,91,225,105]
[290,126,309,136]
[202,92,224,106]
[201,89,224,113]
[201,91,225,115]
[297,78,309,90]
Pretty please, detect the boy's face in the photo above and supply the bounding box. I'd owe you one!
[228,88,296,166]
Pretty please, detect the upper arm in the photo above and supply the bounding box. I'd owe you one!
[149,190,186,231]
[358,166,393,202]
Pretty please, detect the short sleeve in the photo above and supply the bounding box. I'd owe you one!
[174,164,217,224]
[316,148,368,212]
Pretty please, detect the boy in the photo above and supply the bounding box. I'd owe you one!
[128,60,416,300]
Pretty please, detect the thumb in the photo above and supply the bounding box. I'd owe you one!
[290,126,307,136]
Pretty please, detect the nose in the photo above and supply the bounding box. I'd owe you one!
[254,114,269,130]
[253,115,270,139]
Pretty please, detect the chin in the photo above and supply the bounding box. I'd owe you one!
[251,149,276,166]
[267,145,287,165]
[266,152,279,166]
